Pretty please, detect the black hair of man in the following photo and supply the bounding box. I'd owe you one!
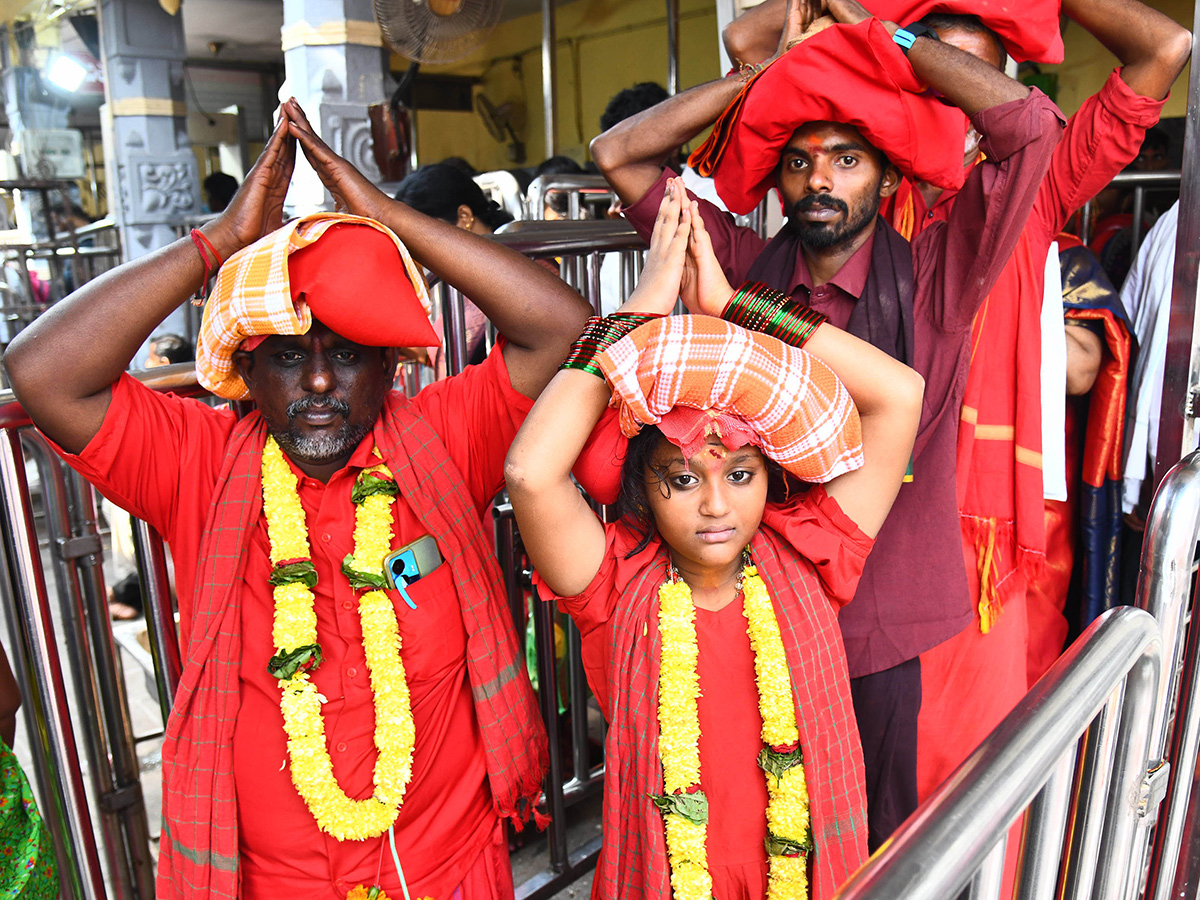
[918,13,1009,70]
[438,156,479,176]
[202,172,239,213]
[149,333,194,365]
[533,155,585,179]
[394,163,514,231]
[600,82,671,133]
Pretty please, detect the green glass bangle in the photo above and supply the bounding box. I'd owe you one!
[722,282,826,347]
[559,312,664,377]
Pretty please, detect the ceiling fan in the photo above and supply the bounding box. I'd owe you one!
[373,0,505,64]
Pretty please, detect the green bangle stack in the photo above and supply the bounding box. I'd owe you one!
[559,313,663,378]
[722,282,827,347]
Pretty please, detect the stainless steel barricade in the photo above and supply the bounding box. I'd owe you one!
[1078,170,1181,260]
[834,606,1164,900]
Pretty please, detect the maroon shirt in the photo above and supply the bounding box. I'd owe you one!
[623,90,1065,676]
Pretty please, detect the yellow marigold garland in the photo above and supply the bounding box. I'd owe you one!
[655,557,812,900]
[261,437,416,841]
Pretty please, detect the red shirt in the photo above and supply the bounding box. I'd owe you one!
[623,91,1065,676]
[52,348,532,900]
[552,487,871,894]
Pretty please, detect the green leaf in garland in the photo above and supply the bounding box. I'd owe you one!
[341,554,390,592]
[268,643,324,680]
[649,790,709,825]
[269,559,319,588]
[351,471,400,505]
[758,744,805,778]
[765,830,813,858]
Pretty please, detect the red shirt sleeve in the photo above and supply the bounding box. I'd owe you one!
[759,485,874,609]
[1032,70,1167,240]
[45,373,235,541]
[621,168,768,286]
[917,89,1067,334]
[408,341,535,518]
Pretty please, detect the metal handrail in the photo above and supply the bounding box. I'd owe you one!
[834,606,1163,900]
[526,174,614,221]
[1136,448,1200,900]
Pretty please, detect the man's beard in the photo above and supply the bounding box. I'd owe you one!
[788,190,882,249]
[270,395,370,465]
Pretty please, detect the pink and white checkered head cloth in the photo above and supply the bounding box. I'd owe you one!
[195,212,433,401]
[594,315,863,483]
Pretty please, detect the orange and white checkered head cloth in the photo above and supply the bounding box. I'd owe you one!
[594,315,863,483]
[196,212,434,401]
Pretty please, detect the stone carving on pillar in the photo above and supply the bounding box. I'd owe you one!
[135,160,198,218]
[322,105,383,183]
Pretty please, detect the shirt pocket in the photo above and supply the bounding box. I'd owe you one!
[392,561,468,684]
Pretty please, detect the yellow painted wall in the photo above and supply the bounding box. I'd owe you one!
[407,0,722,171]
[1041,0,1193,117]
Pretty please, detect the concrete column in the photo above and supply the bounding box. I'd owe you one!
[97,0,201,336]
[282,0,389,213]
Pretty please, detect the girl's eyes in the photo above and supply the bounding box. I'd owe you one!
[728,469,755,484]
[669,473,699,489]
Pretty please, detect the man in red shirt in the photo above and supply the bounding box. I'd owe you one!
[863,0,1189,807]
[4,101,591,900]
[591,0,1064,852]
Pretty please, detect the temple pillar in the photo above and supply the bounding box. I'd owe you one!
[281,0,390,213]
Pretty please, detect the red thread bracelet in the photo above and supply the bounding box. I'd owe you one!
[190,229,223,305]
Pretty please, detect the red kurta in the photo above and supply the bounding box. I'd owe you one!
[547,487,872,899]
[51,348,531,900]
[906,71,1166,806]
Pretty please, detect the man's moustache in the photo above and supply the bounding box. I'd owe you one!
[792,196,849,216]
[286,396,351,419]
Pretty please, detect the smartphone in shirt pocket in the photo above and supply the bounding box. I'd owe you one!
[384,535,444,609]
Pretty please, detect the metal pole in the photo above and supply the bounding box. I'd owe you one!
[666,0,681,95]
[541,0,558,157]
[132,519,181,719]
[1153,5,1200,488]
[0,428,106,900]
[444,286,469,377]
[1014,750,1077,900]
[1131,186,1146,260]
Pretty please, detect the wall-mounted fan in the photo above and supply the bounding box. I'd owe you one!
[374,0,505,64]
[476,93,525,164]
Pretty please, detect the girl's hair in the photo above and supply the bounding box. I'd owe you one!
[393,164,514,232]
[616,424,798,557]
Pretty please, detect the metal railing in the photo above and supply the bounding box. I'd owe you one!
[835,606,1164,900]
[836,446,1200,900]
[1078,169,1181,260]
[526,174,615,221]
[0,223,650,900]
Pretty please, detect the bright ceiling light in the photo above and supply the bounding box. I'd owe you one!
[47,55,87,92]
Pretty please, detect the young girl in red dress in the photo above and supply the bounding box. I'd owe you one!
[505,180,925,900]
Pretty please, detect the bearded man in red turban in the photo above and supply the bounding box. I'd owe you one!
[5,101,591,900]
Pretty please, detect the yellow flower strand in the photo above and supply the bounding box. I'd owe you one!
[655,561,811,900]
[262,437,416,841]
[744,566,811,900]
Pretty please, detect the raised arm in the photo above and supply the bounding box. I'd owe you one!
[824,0,1028,116]
[505,188,693,597]
[285,101,589,400]
[1064,0,1190,100]
[3,116,296,454]
[591,0,812,207]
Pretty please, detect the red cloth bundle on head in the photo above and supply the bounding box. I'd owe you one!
[197,212,439,400]
[594,315,864,483]
[689,19,970,215]
[869,0,1063,63]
